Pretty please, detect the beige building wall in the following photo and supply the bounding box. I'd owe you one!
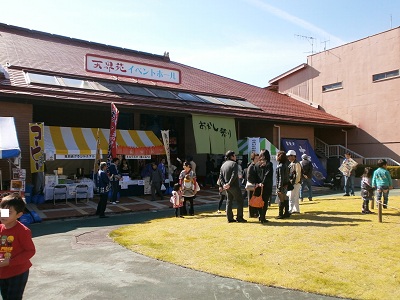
[275,27,400,161]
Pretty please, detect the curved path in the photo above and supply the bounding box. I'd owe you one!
[25,205,346,300]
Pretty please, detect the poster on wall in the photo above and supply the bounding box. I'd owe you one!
[281,138,327,186]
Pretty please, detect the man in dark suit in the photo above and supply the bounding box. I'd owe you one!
[218,150,247,223]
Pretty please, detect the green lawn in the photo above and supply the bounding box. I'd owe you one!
[110,195,400,300]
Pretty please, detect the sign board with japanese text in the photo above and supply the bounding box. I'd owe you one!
[85,54,181,84]
[192,115,238,154]
[56,154,96,160]
[125,155,151,160]
[339,158,358,177]
[29,123,45,173]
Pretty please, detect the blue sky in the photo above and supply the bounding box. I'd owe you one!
[1,0,399,87]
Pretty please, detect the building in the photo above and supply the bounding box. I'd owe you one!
[0,23,352,187]
[269,27,400,163]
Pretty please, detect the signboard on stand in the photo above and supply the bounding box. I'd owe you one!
[11,168,26,192]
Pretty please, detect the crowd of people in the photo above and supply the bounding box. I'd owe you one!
[0,153,394,300]
[212,150,394,222]
[93,150,394,221]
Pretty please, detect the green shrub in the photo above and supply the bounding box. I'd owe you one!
[355,164,400,179]
[387,166,400,179]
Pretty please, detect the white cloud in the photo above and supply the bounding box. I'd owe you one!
[245,0,346,46]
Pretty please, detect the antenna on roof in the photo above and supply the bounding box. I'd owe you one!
[321,39,330,51]
[295,34,316,54]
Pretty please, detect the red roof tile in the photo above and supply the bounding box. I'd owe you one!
[0,23,353,127]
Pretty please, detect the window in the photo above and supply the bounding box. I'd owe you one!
[120,85,153,97]
[146,88,179,99]
[233,100,260,109]
[322,82,342,92]
[196,95,224,104]
[26,72,59,85]
[24,72,261,110]
[372,70,399,82]
[214,97,244,107]
[92,82,128,94]
[60,77,93,89]
[173,92,205,102]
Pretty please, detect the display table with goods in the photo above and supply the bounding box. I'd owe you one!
[119,177,144,196]
[44,176,94,201]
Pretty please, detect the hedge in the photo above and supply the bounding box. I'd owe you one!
[354,164,400,179]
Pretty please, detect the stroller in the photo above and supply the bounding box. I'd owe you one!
[332,172,343,190]
[324,172,343,190]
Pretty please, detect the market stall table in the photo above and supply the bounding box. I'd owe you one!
[44,181,94,201]
[119,179,144,197]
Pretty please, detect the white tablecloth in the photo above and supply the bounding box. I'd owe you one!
[119,179,144,189]
[44,181,94,201]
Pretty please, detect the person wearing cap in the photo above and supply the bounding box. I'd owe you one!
[286,149,302,214]
[300,154,313,201]
[218,150,247,223]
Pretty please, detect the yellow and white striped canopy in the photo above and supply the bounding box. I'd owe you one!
[44,126,163,156]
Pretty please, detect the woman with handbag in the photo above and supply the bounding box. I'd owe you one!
[276,151,291,219]
[246,152,260,218]
[255,149,274,224]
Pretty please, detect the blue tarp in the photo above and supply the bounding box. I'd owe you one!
[281,138,327,187]
[0,117,21,159]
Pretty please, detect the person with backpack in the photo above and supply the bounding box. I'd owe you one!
[300,154,313,201]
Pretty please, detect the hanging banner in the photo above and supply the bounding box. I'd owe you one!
[281,138,327,187]
[117,145,165,156]
[192,115,238,154]
[29,122,45,173]
[125,155,151,160]
[93,128,101,173]
[56,154,96,160]
[161,130,172,176]
[248,137,260,157]
[107,103,119,165]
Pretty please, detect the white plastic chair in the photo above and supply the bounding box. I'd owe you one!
[53,185,68,205]
[75,184,89,204]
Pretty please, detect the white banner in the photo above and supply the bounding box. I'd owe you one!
[56,154,96,159]
[248,137,260,156]
[125,155,151,160]
[161,130,172,175]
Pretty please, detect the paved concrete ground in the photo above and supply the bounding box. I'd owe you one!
[25,187,400,300]
[25,205,345,300]
[26,186,342,221]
